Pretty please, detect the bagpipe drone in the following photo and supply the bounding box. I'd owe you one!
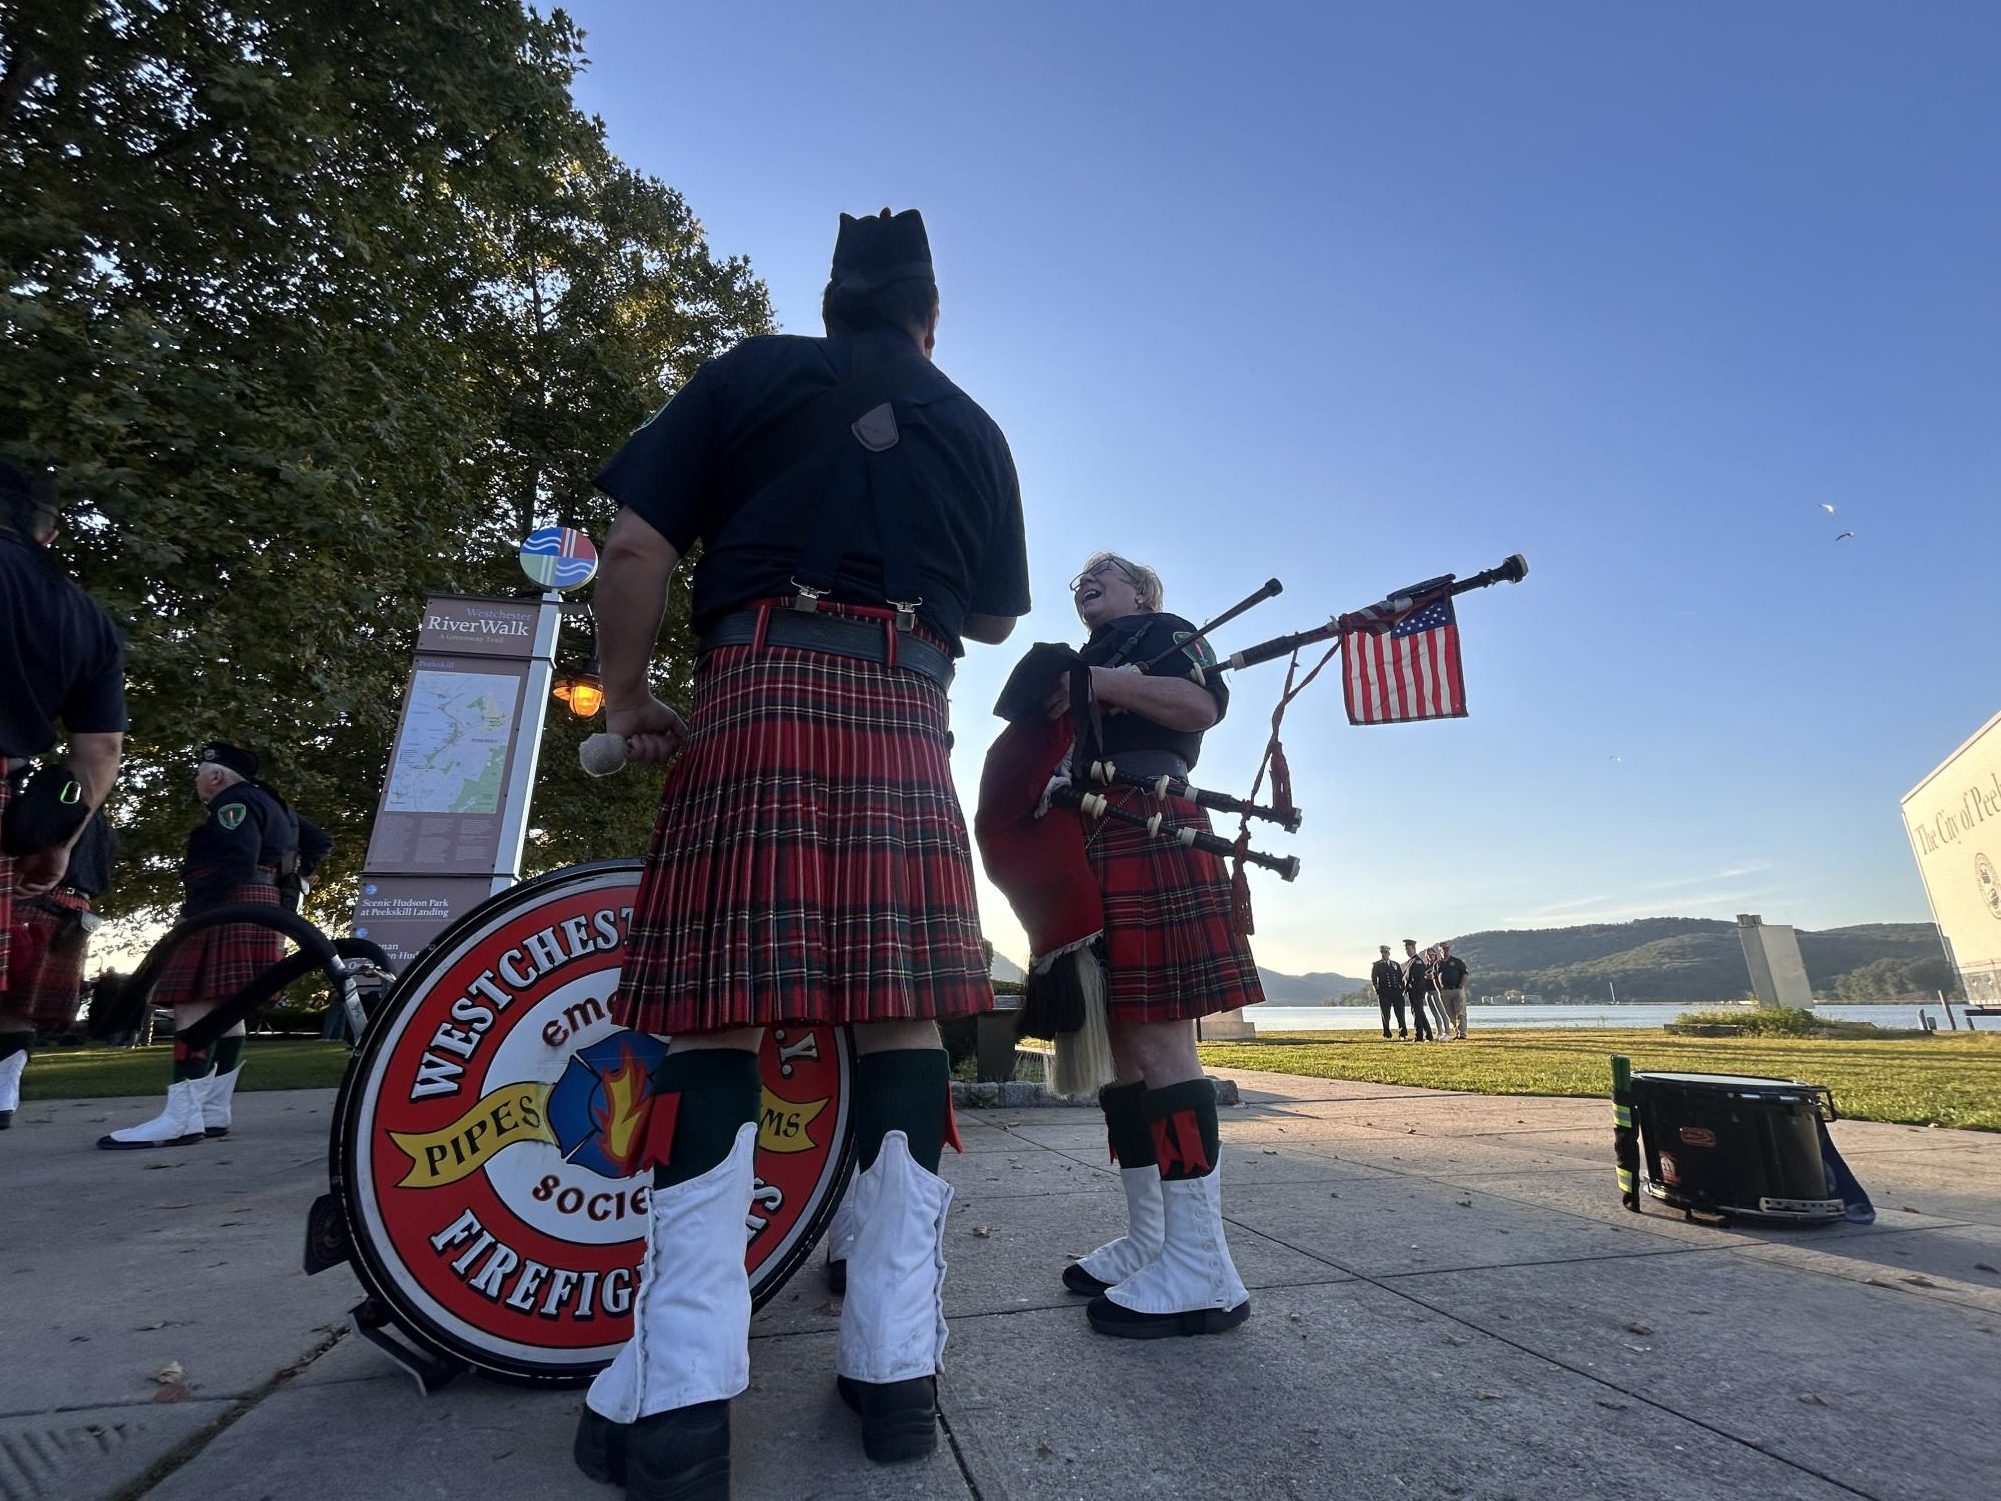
[974,554,1528,1096]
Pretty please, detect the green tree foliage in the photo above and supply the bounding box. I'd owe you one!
[0,1,771,914]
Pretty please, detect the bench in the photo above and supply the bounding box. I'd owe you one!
[976,994,1025,1082]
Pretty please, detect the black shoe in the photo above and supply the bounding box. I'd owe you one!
[836,1374,938,1463]
[1061,1261,1110,1296]
[573,1406,627,1487]
[0,1110,12,1130]
[824,1252,846,1295]
[204,1125,229,1139]
[624,1399,730,1500]
[1086,1294,1251,1340]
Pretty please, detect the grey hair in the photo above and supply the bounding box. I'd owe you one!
[1077,551,1164,613]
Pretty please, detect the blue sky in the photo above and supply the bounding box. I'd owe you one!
[563,2,1999,977]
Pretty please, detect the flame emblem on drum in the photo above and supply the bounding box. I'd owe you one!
[547,1030,669,1182]
[594,1048,652,1169]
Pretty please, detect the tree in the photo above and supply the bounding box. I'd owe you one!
[0,1,769,915]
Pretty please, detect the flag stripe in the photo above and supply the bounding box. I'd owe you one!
[1341,591,1466,726]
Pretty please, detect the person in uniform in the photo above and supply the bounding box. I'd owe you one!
[1403,938,1437,1042]
[0,462,126,1129]
[575,207,1028,1497]
[99,742,297,1149]
[1370,943,1409,1039]
[1050,552,1265,1340]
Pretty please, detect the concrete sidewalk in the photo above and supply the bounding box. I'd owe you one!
[3,1069,1998,1500]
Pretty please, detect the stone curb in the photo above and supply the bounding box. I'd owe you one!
[951,1076,1242,1109]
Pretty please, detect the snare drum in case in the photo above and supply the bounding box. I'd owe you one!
[1630,1071,1844,1224]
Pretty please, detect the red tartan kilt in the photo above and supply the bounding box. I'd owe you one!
[1085,788,1265,1023]
[615,641,994,1033]
[1,892,91,1030]
[150,878,287,1010]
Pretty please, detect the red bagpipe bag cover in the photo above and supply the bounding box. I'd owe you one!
[973,645,1105,1037]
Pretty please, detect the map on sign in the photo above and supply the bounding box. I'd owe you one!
[383,670,520,815]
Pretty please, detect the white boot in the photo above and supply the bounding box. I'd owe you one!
[585,1121,756,1425]
[1087,1166,1250,1338]
[200,1065,243,1138]
[823,1185,859,1292]
[0,1046,26,1126]
[98,1079,206,1150]
[835,1132,953,1464]
[1065,1165,1164,1293]
[838,1132,953,1384]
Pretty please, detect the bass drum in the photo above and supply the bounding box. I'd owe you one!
[329,859,854,1385]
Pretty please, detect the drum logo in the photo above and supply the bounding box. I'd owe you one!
[347,871,850,1376]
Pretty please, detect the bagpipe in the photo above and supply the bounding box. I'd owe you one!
[974,555,1527,1096]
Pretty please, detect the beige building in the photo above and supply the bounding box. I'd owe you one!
[1901,708,2001,1003]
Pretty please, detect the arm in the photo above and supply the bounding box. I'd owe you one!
[1088,667,1219,732]
[595,506,688,762]
[66,730,123,815]
[961,612,1018,646]
[184,793,264,908]
[13,729,124,895]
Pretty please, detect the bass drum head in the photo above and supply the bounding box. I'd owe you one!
[333,860,854,1385]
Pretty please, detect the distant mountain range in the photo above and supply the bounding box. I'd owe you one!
[995,918,1944,1005]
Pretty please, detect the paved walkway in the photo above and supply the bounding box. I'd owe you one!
[2,1068,1997,1499]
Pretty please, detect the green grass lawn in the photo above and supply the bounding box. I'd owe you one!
[20,1039,352,1100]
[1198,1029,2001,1132]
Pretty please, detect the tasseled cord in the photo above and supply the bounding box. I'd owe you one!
[1235,642,1339,935]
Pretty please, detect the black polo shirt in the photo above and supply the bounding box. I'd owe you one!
[1079,612,1229,772]
[0,533,125,760]
[595,328,1029,651]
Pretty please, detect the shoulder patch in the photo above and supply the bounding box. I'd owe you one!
[1172,629,1218,669]
[217,803,247,831]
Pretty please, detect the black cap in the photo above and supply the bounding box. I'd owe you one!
[200,742,260,779]
[831,208,933,293]
[0,460,59,533]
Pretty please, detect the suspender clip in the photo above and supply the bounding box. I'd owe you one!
[790,580,828,613]
[889,599,922,633]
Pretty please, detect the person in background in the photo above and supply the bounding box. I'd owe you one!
[1370,943,1408,1040]
[1402,938,1436,1042]
[98,742,297,1149]
[1436,941,1470,1040]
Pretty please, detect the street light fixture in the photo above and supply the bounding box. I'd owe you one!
[553,655,604,719]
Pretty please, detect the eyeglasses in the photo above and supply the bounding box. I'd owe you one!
[1069,560,1136,594]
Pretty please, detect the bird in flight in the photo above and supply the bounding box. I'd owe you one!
[1819,502,1837,514]
[1835,531,1855,541]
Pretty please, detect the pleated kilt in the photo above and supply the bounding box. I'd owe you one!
[615,641,993,1033]
[0,771,12,996]
[1084,787,1266,1023]
[151,875,286,1010]
[1,891,91,1031]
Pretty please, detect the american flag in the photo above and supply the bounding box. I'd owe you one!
[1341,577,1466,725]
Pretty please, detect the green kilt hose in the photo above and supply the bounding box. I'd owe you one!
[3,890,91,1031]
[614,630,992,1034]
[151,873,284,1009]
[1083,786,1265,1022]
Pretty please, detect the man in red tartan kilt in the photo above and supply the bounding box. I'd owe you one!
[4,811,112,1037]
[99,743,296,1149]
[1037,553,1265,1338]
[0,461,126,1131]
[574,207,1028,1498]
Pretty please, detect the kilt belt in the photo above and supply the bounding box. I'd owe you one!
[699,603,953,688]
